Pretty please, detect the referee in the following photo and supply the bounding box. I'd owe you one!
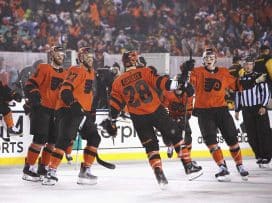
[235,56,272,167]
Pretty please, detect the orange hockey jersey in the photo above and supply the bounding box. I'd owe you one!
[56,65,95,111]
[161,90,193,119]
[110,67,170,115]
[190,66,237,109]
[26,63,67,109]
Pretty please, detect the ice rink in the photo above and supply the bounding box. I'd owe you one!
[0,158,271,203]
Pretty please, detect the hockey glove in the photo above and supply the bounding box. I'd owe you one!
[183,83,194,97]
[29,91,41,107]
[177,83,194,97]
[100,118,117,137]
[70,102,84,116]
[181,59,195,72]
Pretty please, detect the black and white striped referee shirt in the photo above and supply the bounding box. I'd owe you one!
[235,72,270,111]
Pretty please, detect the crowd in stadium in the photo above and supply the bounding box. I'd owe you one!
[0,0,271,57]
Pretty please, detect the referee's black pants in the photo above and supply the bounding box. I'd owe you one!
[242,106,272,160]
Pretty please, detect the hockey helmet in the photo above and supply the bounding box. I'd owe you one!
[122,51,138,68]
[77,47,94,68]
[49,46,65,66]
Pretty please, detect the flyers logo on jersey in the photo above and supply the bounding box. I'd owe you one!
[84,79,93,93]
[204,78,221,92]
[51,77,63,90]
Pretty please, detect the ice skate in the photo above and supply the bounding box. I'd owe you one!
[37,158,48,177]
[65,154,73,164]
[42,168,58,186]
[256,158,262,168]
[191,160,202,169]
[37,163,48,177]
[215,164,231,182]
[77,163,97,185]
[259,158,271,168]
[154,167,168,190]
[22,164,41,182]
[167,146,174,158]
[236,164,249,181]
[184,161,203,181]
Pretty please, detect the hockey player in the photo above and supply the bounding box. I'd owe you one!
[22,46,66,181]
[187,48,249,182]
[102,51,203,189]
[0,81,22,141]
[235,56,271,167]
[160,81,199,167]
[43,47,101,186]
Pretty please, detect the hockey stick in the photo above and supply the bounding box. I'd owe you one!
[182,43,193,138]
[74,115,86,169]
[96,154,116,169]
[106,87,115,145]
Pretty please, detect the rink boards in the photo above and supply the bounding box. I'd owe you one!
[1,101,270,165]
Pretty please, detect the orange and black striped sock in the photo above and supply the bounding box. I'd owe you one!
[41,144,54,166]
[147,151,162,170]
[4,112,14,128]
[229,143,242,165]
[26,143,42,165]
[187,143,192,155]
[208,144,225,166]
[49,148,64,169]
[83,146,97,167]
[174,140,192,164]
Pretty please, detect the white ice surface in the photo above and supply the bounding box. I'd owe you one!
[0,158,271,203]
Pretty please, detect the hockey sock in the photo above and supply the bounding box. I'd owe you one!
[187,143,192,154]
[49,148,64,169]
[65,140,74,155]
[229,143,242,165]
[41,144,54,166]
[4,111,14,128]
[147,151,162,169]
[26,143,42,165]
[83,146,97,167]
[174,140,191,164]
[208,144,225,166]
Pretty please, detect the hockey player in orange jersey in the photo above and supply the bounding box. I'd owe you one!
[22,46,67,181]
[43,47,101,186]
[160,82,199,169]
[102,51,203,189]
[186,48,250,182]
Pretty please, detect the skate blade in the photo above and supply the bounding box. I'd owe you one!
[42,179,57,186]
[22,174,41,182]
[241,176,248,181]
[259,164,270,168]
[77,177,97,185]
[158,182,168,190]
[217,175,231,182]
[188,170,203,181]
